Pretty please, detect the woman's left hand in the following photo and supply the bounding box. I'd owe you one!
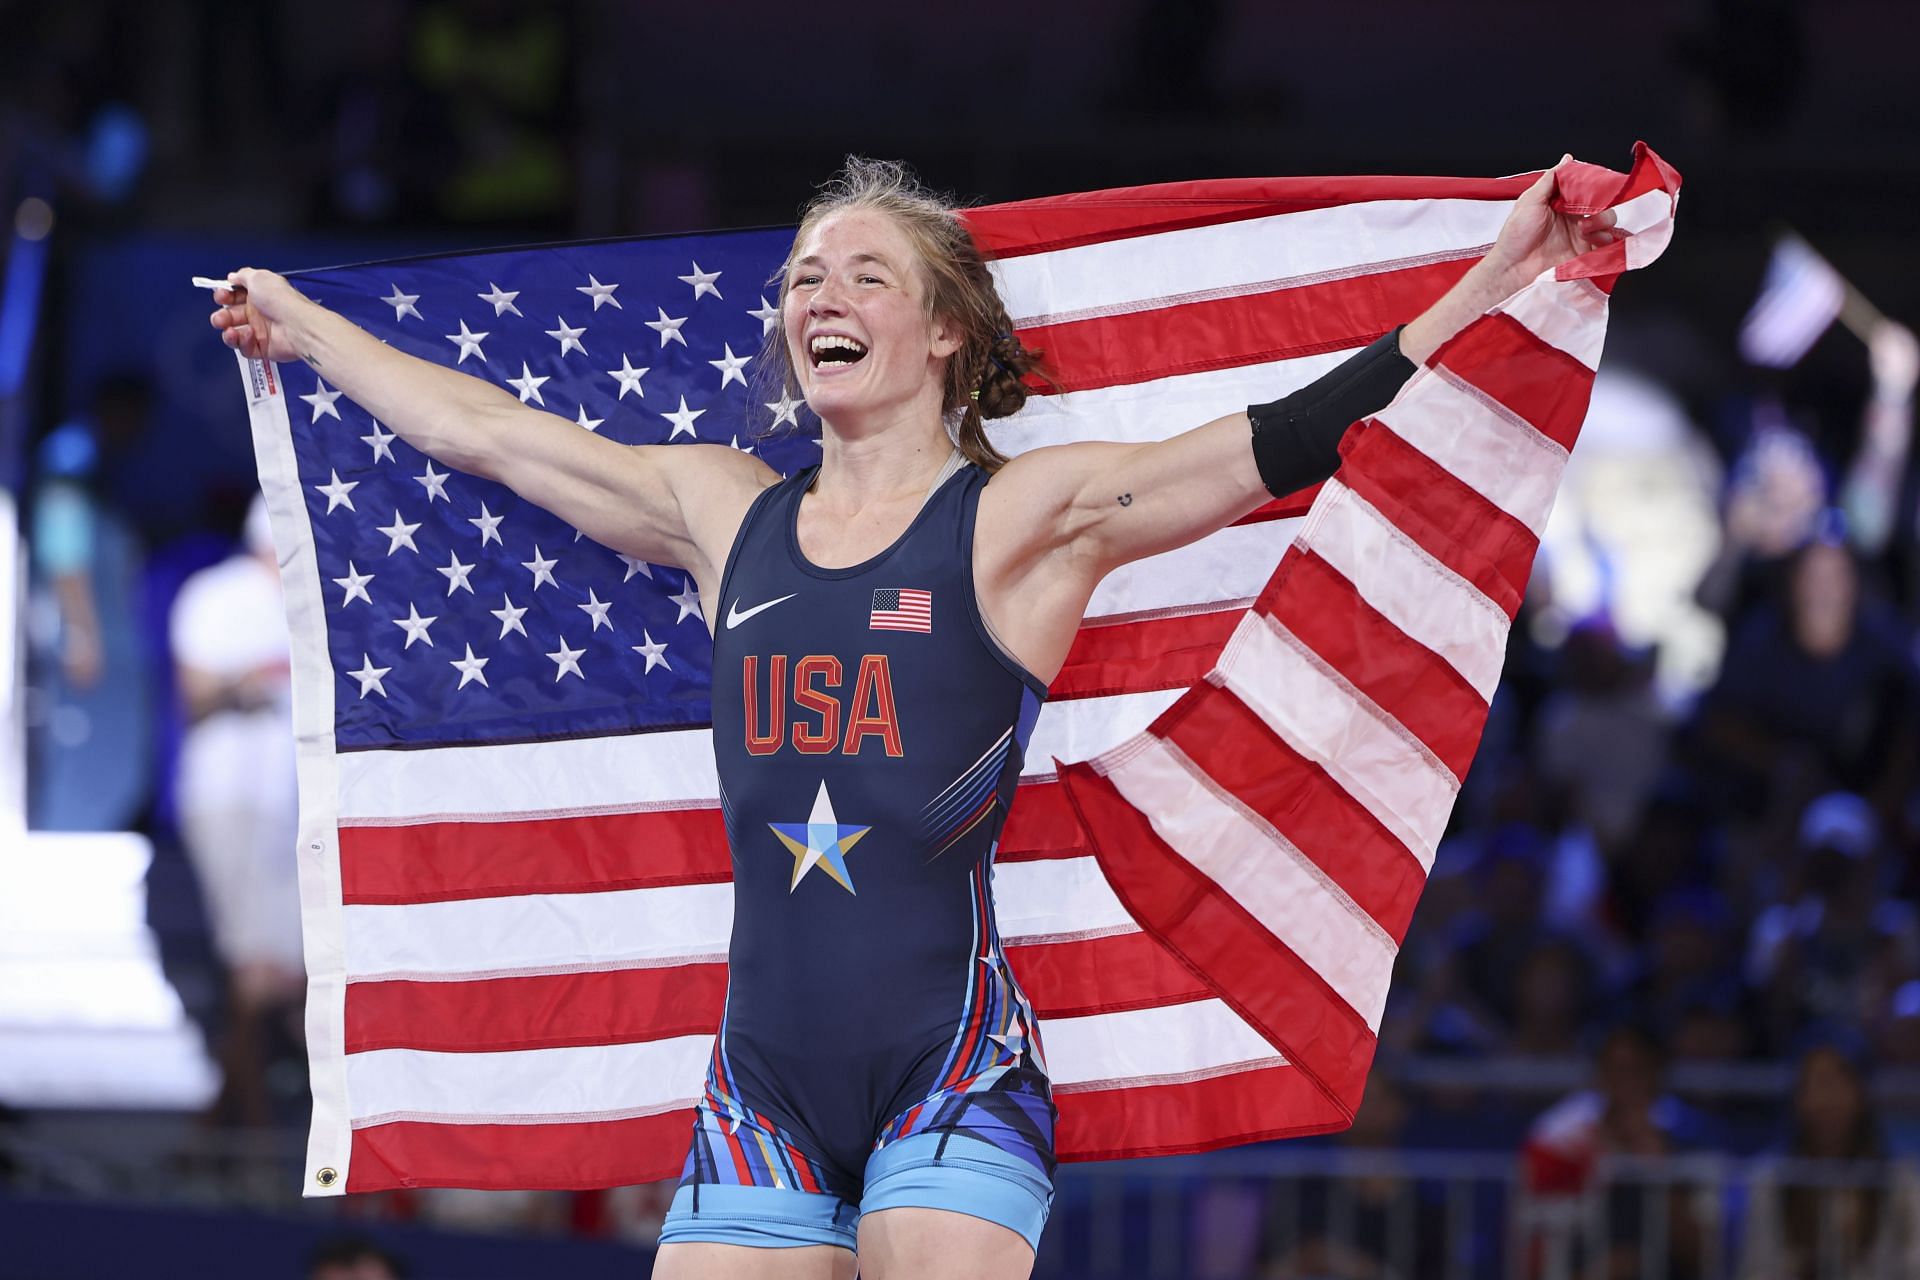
[1482,155,1627,285]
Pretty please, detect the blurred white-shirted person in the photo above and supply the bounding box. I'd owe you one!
[170,494,302,1126]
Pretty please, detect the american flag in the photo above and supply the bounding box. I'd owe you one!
[869,587,933,633]
[1739,233,1847,368]
[233,143,1679,1195]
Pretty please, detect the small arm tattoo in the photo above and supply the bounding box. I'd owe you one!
[1117,492,1132,506]
[302,351,322,368]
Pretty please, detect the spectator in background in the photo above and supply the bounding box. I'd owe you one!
[25,381,155,831]
[1698,530,1920,817]
[170,494,302,1128]
[1256,1074,1446,1280]
[1747,794,1920,1054]
[1536,620,1670,852]
[1521,1023,1717,1280]
[1738,1040,1920,1280]
[307,1235,406,1280]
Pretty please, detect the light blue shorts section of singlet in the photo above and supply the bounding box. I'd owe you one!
[657,1130,1054,1254]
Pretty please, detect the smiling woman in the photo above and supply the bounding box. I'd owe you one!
[209,147,1625,1280]
[753,157,1044,474]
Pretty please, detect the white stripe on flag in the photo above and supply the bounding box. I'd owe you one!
[344,998,1283,1125]
[1496,276,1610,371]
[335,690,1187,821]
[1376,368,1568,536]
[1210,612,1454,873]
[1296,480,1510,702]
[1043,999,1285,1091]
[346,1035,712,1125]
[992,198,1509,326]
[1096,733,1397,1030]
[341,855,1135,980]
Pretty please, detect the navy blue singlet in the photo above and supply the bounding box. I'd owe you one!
[682,456,1056,1200]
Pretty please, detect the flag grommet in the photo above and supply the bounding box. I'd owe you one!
[315,1166,339,1188]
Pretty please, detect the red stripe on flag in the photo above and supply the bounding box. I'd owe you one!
[1151,683,1429,943]
[342,934,1206,1055]
[1431,312,1596,453]
[1265,552,1489,782]
[348,1109,694,1192]
[1058,758,1377,1118]
[1058,1063,1351,1163]
[1334,424,1539,619]
[1011,930,1211,1020]
[1019,259,1477,394]
[345,963,730,1055]
[998,779,1091,861]
[1048,609,1241,702]
[961,173,1534,259]
[339,807,730,906]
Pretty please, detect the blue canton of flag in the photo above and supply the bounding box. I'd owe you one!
[284,233,823,749]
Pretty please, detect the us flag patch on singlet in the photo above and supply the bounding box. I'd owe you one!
[869,588,932,633]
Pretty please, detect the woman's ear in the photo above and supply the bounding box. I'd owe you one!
[928,313,963,360]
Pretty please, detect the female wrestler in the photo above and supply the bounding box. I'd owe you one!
[212,156,1621,1280]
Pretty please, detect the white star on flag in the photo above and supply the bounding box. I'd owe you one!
[300,380,344,423]
[375,510,421,555]
[360,420,397,463]
[607,355,649,399]
[314,469,358,513]
[392,602,437,648]
[577,274,622,310]
[468,502,505,546]
[668,574,701,624]
[662,396,705,440]
[449,644,490,690]
[679,262,722,300]
[749,296,779,335]
[574,404,606,432]
[709,344,751,389]
[478,282,522,317]
[545,316,588,357]
[522,546,559,590]
[380,285,422,322]
[507,362,550,405]
[546,637,586,681]
[490,594,529,639]
[766,392,802,429]
[444,320,489,364]
[331,562,374,607]
[645,307,688,348]
[617,553,652,582]
[414,461,450,502]
[347,654,390,698]
[436,551,476,596]
[578,590,613,631]
[728,435,755,454]
[631,629,670,673]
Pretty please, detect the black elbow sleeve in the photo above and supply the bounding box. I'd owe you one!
[1247,325,1416,498]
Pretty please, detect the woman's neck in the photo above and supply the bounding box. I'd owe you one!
[811,419,956,511]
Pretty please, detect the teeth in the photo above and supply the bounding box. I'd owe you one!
[809,335,868,357]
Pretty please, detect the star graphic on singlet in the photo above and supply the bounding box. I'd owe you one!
[768,779,870,895]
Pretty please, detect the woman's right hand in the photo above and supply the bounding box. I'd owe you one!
[209,268,313,364]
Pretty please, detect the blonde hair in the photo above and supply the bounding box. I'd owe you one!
[753,157,1044,472]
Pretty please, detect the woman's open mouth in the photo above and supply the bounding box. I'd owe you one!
[809,334,869,370]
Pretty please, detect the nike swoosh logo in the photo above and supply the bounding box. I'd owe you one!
[725,592,797,629]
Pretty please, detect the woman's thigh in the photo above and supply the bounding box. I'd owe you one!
[856,1207,1036,1280]
[651,1241,858,1280]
